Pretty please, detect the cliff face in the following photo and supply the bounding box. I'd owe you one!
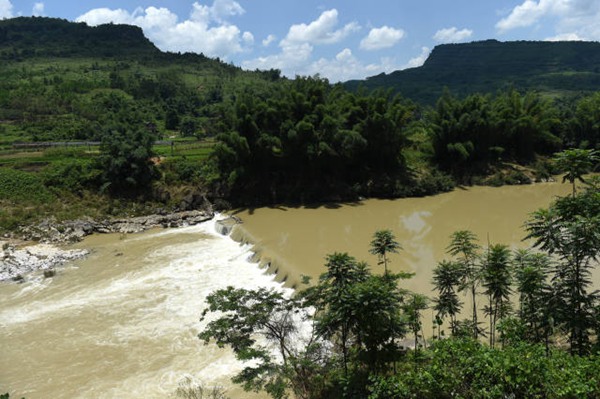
[422,40,600,74]
[345,40,600,104]
[0,17,160,58]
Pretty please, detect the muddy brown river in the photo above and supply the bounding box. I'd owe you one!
[0,182,581,398]
[232,182,573,291]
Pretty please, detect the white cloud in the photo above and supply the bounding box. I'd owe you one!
[496,0,549,32]
[242,42,313,73]
[496,0,600,40]
[77,8,132,25]
[433,27,473,43]
[76,1,249,59]
[262,34,276,47]
[360,26,405,50]
[32,2,44,17]
[242,31,254,45]
[244,9,362,79]
[546,32,584,41]
[283,9,359,46]
[305,48,401,81]
[244,46,400,82]
[404,47,430,69]
[0,0,13,19]
[209,0,244,23]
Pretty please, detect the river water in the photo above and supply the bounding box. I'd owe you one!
[0,182,578,398]
[0,218,278,399]
[232,182,573,292]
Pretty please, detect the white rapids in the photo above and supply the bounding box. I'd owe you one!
[0,216,288,399]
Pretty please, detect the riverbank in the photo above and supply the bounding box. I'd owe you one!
[0,242,89,282]
[0,209,214,282]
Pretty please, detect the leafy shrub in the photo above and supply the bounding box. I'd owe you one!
[412,170,455,196]
[161,158,205,184]
[0,168,54,203]
[367,338,600,399]
[42,158,101,191]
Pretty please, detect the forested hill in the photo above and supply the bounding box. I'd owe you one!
[0,17,162,58]
[0,17,282,142]
[344,40,600,104]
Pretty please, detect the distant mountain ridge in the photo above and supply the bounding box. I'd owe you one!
[4,18,600,105]
[344,39,600,104]
[0,16,160,59]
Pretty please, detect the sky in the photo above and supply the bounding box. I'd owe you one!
[2,0,600,82]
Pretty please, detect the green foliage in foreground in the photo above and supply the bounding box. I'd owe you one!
[0,392,24,399]
[368,339,600,399]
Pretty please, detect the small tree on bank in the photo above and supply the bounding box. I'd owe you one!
[554,148,598,197]
[447,230,482,339]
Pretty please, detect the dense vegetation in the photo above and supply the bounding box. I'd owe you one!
[211,78,424,203]
[0,17,281,229]
[345,40,600,105]
[200,172,600,399]
[0,17,599,221]
[211,81,600,202]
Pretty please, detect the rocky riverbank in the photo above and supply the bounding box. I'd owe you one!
[0,209,215,282]
[14,209,215,244]
[0,242,89,282]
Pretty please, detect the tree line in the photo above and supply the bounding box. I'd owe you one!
[210,78,600,204]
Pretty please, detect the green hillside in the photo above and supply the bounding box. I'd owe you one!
[0,17,281,145]
[0,16,159,58]
[345,40,600,104]
[0,17,284,227]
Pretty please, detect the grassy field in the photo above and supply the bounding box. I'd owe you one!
[0,138,216,232]
[0,138,215,165]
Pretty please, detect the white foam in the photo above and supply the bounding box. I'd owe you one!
[0,216,293,398]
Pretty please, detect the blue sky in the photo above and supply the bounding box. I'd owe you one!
[3,0,600,81]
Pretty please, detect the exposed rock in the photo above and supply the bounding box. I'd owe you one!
[0,241,89,282]
[2,207,215,282]
[109,210,214,234]
[215,216,241,236]
[15,209,214,244]
[43,269,56,278]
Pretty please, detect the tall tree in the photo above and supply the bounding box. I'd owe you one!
[512,249,553,350]
[310,252,369,375]
[447,230,481,339]
[431,260,463,336]
[97,122,157,194]
[343,273,409,372]
[369,229,402,275]
[404,293,429,352]
[525,183,600,354]
[481,244,512,347]
[199,287,326,399]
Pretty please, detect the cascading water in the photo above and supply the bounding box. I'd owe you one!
[0,216,284,399]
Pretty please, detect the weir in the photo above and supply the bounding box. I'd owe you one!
[229,222,298,288]
[0,217,280,399]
